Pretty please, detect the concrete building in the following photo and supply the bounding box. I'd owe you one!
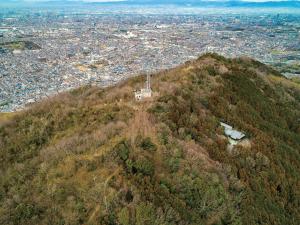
[220,122,246,145]
[135,74,152,100]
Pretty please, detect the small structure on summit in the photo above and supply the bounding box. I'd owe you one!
[134,74,152,101]
[220,122,246,145]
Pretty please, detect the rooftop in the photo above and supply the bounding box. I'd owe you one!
[220,122,246,141]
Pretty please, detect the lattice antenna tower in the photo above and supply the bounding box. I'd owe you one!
[146,73,151,90]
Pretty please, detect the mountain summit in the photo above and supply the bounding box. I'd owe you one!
[0,54,299,225]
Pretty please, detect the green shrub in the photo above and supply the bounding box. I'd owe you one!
[133,157,155,176]
[158,128,169,145]
[167,157,180,173]
[140,137,157,152]
[114,140,130,161]
[135,202,156,225]
[206,65,217,76]
[117,207,130,225]
[14,203,43,223]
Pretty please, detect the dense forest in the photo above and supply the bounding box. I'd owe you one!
[0,53,299,225]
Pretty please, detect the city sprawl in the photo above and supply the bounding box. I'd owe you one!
[1,6,300,112]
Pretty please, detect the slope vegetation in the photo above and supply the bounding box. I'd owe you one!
[0,54,299,225]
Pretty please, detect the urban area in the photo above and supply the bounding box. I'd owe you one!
[1,6,300,111]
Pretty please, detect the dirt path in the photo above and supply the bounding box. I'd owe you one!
[86,205,100,225]
[126,104,156,142]
[86,168,121,224]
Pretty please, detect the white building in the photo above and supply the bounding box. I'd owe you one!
[135,74,152,101]
[220,122,246,145]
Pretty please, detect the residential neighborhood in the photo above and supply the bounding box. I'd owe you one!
[1,8,299,111]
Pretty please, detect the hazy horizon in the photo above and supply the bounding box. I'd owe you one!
[1,0,300,11]
[2,0,300,4]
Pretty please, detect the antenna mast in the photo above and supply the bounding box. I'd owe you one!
[146,74,151,90]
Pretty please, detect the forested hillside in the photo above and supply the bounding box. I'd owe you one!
[0,54,299,225]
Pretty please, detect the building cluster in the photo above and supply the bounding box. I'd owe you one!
[0,11,299,111]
